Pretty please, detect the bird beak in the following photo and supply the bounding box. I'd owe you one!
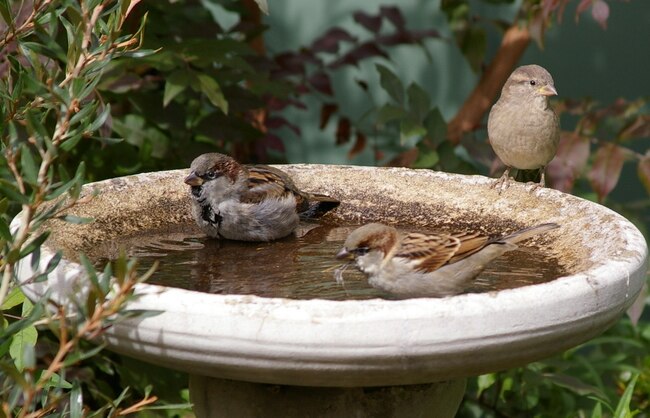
[336,248,351,260]
[538,85,558,97]
[184,172,203,186]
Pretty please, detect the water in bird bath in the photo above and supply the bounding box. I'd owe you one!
[93,222,566,300]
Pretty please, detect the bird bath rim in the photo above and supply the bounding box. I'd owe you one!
[16,165,648,387]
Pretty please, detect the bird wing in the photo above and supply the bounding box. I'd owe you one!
[396,233,461,273]
[446,231,490,264]
[396,230,491,273]
[241,165,309,210]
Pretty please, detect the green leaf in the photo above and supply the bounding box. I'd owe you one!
[20,144,39,185]
[460,27,486,73]
[400,116,426,145]
[0,180,30,204]
[40,371,73,390]
[376,63,404,105]
[413,150,439,169]
[9,300,38,371]
[70,382,83,418]
[163,70,189,107]
[377,104,406,124]
[423,108,447,148]
[1,287,25,310]
[86,104,112,134]
[197,73,228,114]
[0,0,14,28]
[19,231,50,260]
[407,83,430,123]
[0,216,11,241]
[591,401,603,418]
[613,374,639,418]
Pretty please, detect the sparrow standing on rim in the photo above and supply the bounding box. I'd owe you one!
[184,153,340,242]
[336,222,559,298]
[488,64,560,192]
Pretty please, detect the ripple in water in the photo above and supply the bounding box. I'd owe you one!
[93,223,565,300]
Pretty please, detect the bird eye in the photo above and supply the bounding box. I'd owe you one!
[354,247,370,255]
[529,80,536,86]
[205,170,219,180]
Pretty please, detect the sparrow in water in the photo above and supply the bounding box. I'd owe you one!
[184,153,340,241]
[488,64,560,193]
[336,222,559,298]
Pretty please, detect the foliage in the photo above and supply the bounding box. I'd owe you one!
[0,0,648,417]
[0,0,188,415]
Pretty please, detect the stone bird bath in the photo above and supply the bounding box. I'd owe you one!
[17,166,648,417]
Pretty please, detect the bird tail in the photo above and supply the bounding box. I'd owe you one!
[498,223,559,244]
[300,193,340,219]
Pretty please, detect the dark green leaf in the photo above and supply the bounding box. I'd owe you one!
[0,216,11,241]
[407,83,430,123]
[20,144,38,185]
[19,231,50,260]
[377,104,406,124]
[163,70,189,107]
[424,108,447,148]
[0,180,30,204]
[376,63,404,105]
[613,374,638,418]
[0,0,14,28]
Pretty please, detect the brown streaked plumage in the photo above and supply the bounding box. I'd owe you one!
[336,222,559,298]
[185,153,339,241]
[488,64,560,193]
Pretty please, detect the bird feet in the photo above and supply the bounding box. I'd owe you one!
[490,168,511,195]
[525,170,546,194]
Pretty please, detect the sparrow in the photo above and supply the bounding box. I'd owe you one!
[184,153,340,242]
[336,222,559,298]
[487,64,560,193]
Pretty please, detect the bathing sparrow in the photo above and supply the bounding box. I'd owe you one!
[185,153,340,241]
[336,222,559,298]
[488,64,560,193]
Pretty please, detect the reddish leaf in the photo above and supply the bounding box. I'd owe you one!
[353,11,382,33]
[274,52,305,75]
[547,132,591,192]
[308,71,333,96]
[591,0,609,30]
[619,115,650,140]
[264,134,285,151]
[587,142,626,202]
[576,0,593,15]
[638,153,650,195]
[380,6,405,30]
[379,29,440,46]
[329,42,389,69]
[348,132,367,159]
[266,97,307,111]
[335,117,351,145]
[311,27,357,53]
[319,103,338,130]
[266,116,300,136]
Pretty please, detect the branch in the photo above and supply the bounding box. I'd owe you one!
[447,24,531,144]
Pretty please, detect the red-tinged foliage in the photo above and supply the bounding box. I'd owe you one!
[587,142,627,202]
[619,115,650,141]
[311,27,357,53]
[265,116,300,136]
[329,42,389,69]
[353,11,382,33]
[380,6,405,30]
[335,117,351,145]
[638,153,650,195]
[308,72,334,96]
[348,132,367,159]
[320,103,338,130]
[547,132,591,192]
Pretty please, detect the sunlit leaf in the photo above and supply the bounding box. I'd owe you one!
[197,74,228,114]
[613,374,638,418]
[547,132,591,193]
[9,300,37,371]
[1,287,25,310]
[587,143,626,202]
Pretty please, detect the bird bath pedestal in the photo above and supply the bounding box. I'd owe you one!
[17,166,648,418]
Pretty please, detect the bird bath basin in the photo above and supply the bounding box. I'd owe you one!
[17,165,648,417]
